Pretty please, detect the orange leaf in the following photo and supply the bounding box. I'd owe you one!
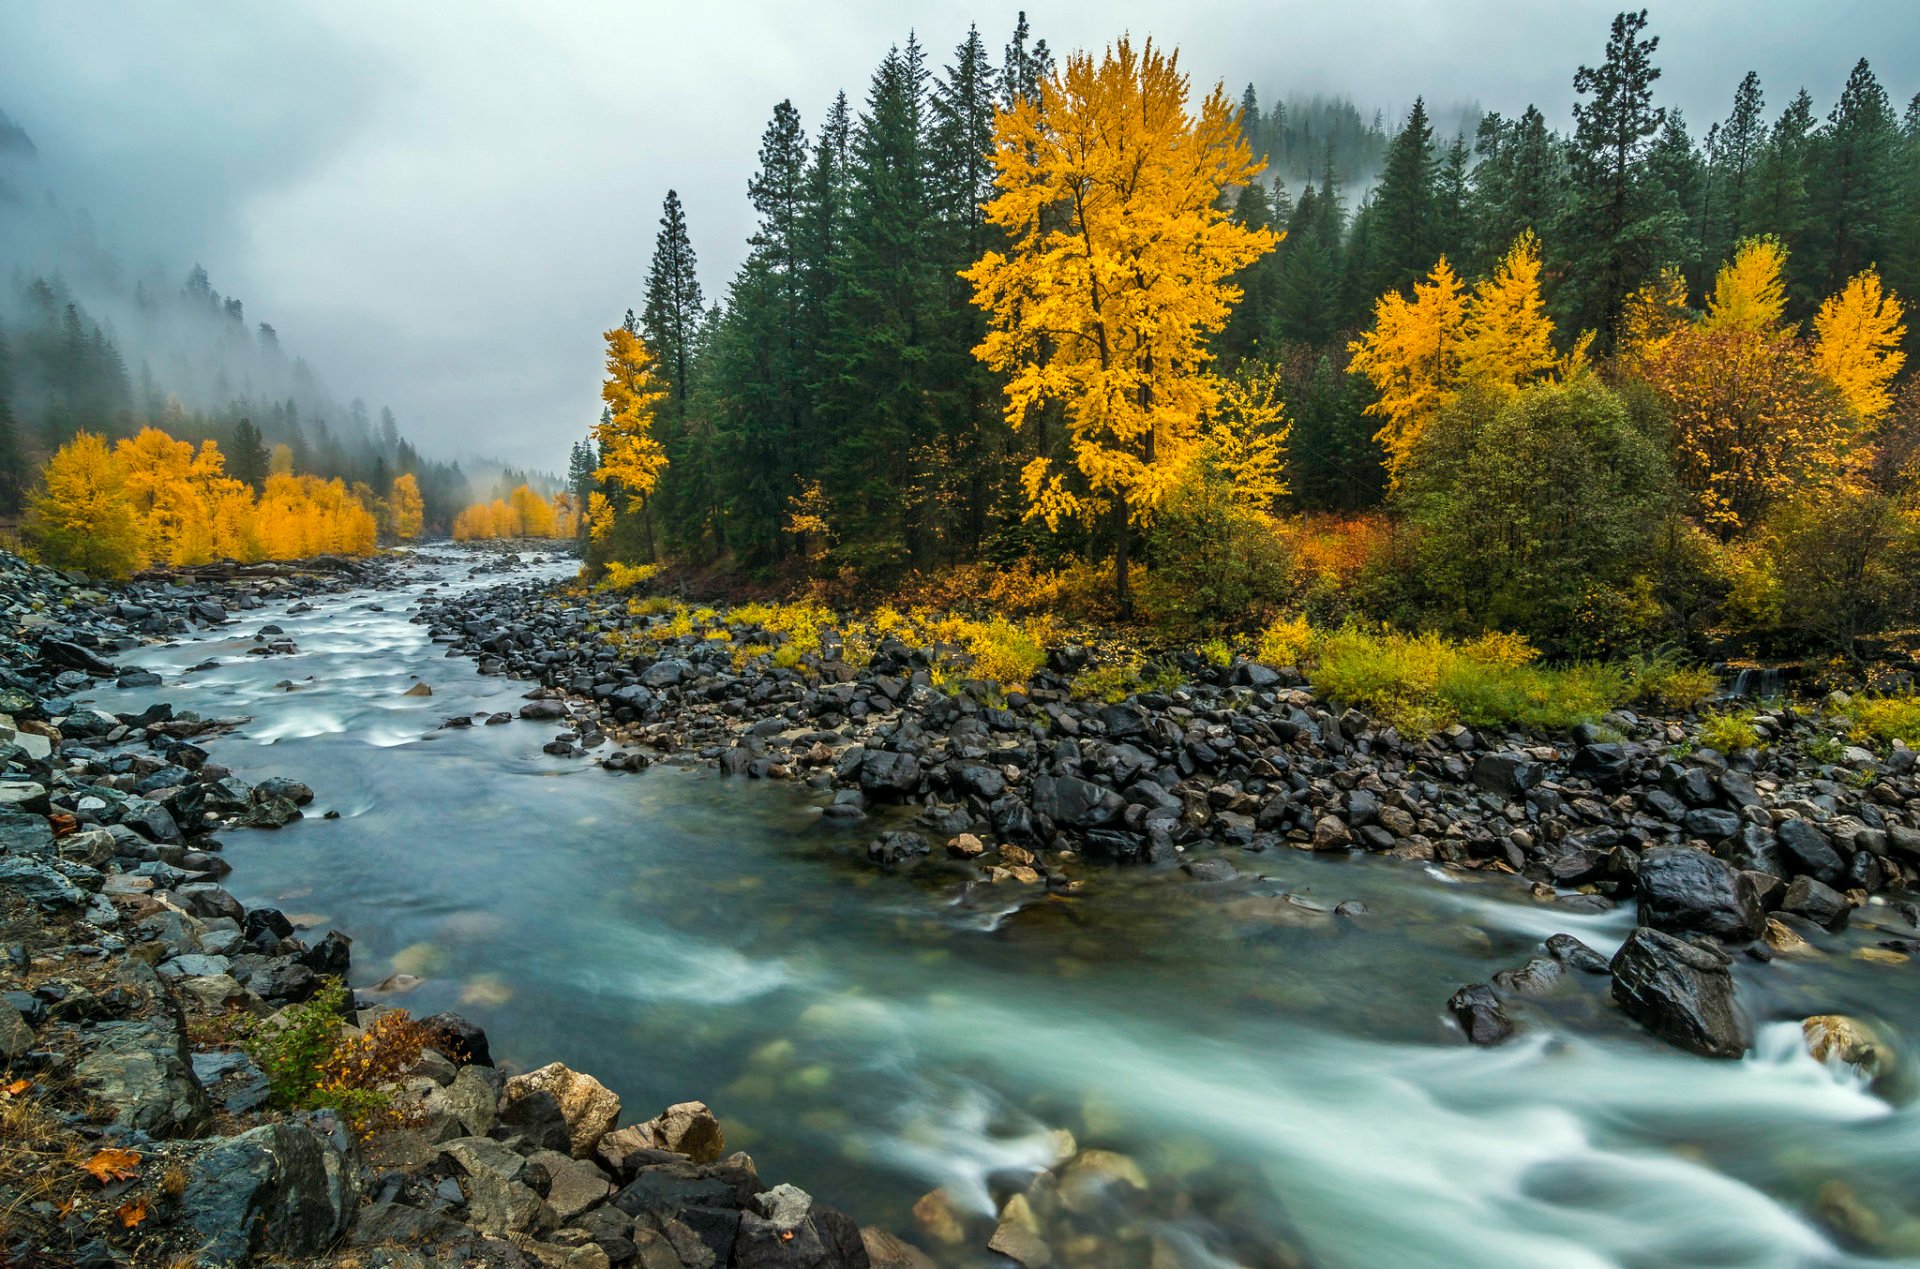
[81,1148,142,1184]
[115,1196,148,1228]
[3,1079,29,1097]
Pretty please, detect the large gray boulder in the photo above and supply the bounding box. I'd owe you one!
[1636,847,1766,943]
[74,1018,211,1137]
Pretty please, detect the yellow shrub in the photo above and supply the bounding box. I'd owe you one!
[1256,615,1315,667]
[599,561,661,592]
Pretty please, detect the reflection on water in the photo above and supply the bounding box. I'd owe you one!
[106,549,1920,1267]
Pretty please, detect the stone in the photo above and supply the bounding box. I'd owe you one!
[1180,858,1238,882]
[1447,983,1513,1044]
[1491,957,1566,996]
[0,856,85,909]
[988,1221,1053,1267]
[537,1153,615,1222]
[1803,1015,1894,1090]
[861,1227,937,1269]
[1545,934,1611,974]
[0,1002,34,1062]
[1030,775,1123,829]
[858,750,921,798]
[1776,818,1846,886]
[1781,875,1852,928]
[74,1018,211,1137]
[1610,927,1747,1058]
[1471,753,1540,798]
[420,1010,493,1066]
[184,1120,361,1265]
[1636,847,1766,943]
[1056,1150,1148,1215]
[637,1100,726,1164]
[503,1062,622,1158]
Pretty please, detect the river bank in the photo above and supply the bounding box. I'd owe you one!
[0,548,900,1268]
[421,553,1920,1065]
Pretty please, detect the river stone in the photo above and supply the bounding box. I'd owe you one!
[635,1100,726,1164]
[862,1228,938,1269]
[1610,927,1747,1058]
[1776,818,1846,885]
[987,1220,1053,1268]
[858,750,921,797]
[74,1018,211,1137]
[1030,775,1123,829]
[1803,1015,1895,1090]
[1636,847,1766,942]
[0,1002,33,1061]
[1447,983,1513,1044]
[1781,875,1852,928]
[1056,1150,1148,1215]
[184,1120,360,1265]
[503,1062,621,1158]
[1471,752,1540,798]
[0,808,55,856]
[530,1151,614,1221]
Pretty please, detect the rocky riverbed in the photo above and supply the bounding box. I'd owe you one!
[0,549,900,1268]
[421,555,1920,1065]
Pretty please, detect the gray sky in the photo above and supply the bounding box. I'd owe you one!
[2,0,1913,471]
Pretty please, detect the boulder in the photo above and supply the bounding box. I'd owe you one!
[1031,775,1122,830]
[74,1018,212,1137]
[634,1100,726,1164]
[1471,753,1540,798]
[1609,927,1747,1058]
[184,1119,361,1265]
[502,1062,621,1158]
[1447,983,1513,1045]
[858,751,921,798]
[1636,847,1766,943]
[1776,818,1846,885]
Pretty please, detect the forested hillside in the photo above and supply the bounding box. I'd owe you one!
[575,8,1918,667]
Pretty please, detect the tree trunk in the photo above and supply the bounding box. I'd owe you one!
[1114,498,1132,619]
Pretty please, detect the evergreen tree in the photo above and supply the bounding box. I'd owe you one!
[1648,111,1706,286]
[1747,88,1816,289]
[229,418,270,491]
[1356,98,1440,301]
[642,189,705,409]
[1808,59,1898,293]
[1562,8,1680,342]
[1001,11,1052,108]
[1467,106,1567,275]
[0,324,23,513]
[1711,71,1767,261]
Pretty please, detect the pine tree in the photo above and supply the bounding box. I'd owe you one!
[1001,11,1052,108]
[642,189,705,410]
[1809,59,1898,293]
[1712,72,1767,260]
[0,324,22,513]
[229,418,270,491]
[1747,88,1816,293]
[1357,98,1440,302]
[1562,8,1681,342]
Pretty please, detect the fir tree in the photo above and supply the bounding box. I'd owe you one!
[642,189,705,410]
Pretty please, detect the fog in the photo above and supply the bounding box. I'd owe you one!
[1,0,1912,471]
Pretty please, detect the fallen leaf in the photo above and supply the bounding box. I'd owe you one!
[115,1196,148,1228]
[81,1148,141,1184]
[3,1079,29,1097]
[49,812,77,838]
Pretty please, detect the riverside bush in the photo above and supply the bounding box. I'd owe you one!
[1698,710,1764,753]
[1836,694,1920,749]
[244,979,428,1136]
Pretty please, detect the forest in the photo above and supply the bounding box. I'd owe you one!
[570,8,1919,675]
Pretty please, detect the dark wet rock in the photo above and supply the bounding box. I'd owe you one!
[1610,927,1747,1058]
[184,1117,361,1264]
[420,1010,493,1066]
[868,831,931,866]
[1471,753,1540,798]
[1780,875,1851,928]
[1775,818,1846,886]
[1492,956,1566,996]
[254,777,315,806]
[1545,933,1611,974]
[1636,847,1766,943]
[859,751,921,798]
[1447,984,1513,1044]
[1180,858,1238,882]
[40,637,118,676]
[1030,775,1122,829]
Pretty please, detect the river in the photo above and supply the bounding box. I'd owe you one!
[110,547,1920,1267]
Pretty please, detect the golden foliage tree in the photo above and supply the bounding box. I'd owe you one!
[1814,267,1907,421]
[26,432,147,579]
[962,37,1277,609]
[388,472,425,540]
[596,324,669,503]
[1635,240,1852,535]
[1349,236,1573,485]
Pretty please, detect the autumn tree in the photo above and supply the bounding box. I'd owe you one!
[1813,267,1906,420]
[26,432,146,578]
[1349,234,1568,482]
[963,37,1277,610]
[388,472,425,540]
[1634,238,1853,533]
[594,314,670,558]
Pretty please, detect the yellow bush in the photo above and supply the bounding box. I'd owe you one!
[1698,710,1763,753]
[1835,695,1920,749]
[1256,615,1315,667]
[599,561,662,592]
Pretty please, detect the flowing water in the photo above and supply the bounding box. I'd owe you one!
[107,549,1920,1267]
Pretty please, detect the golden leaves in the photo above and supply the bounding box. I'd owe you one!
[596,326,670,501]
[80,1148,142,1184]
[388,472,426,540]
[964,36,1276,529]
[1814,267,1907,421]
[451,485,573,541]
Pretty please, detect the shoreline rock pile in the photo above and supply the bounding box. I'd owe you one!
[421,572,1920,1062]
[1,549,899,1267]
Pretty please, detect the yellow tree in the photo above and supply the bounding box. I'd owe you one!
[1347,258,1468,482]
[26,432,147,578]
[1618,267,1694,369]
[962,37,1277,611]
[1814,267,1907,420]
[388,472,425,540]
[1457,232,1561,393]
[595,319,669,557]
[1637,240,1850,534]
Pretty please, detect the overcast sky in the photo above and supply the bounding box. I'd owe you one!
[1,0,1913,471]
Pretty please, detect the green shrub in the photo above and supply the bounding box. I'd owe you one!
[244,979,429,1135]
[1697,710,1763,753]
[1627,653,1720,710]
[1198,638,1233,668]
[1835,694,1920,749]
[1071,663,1142,704]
